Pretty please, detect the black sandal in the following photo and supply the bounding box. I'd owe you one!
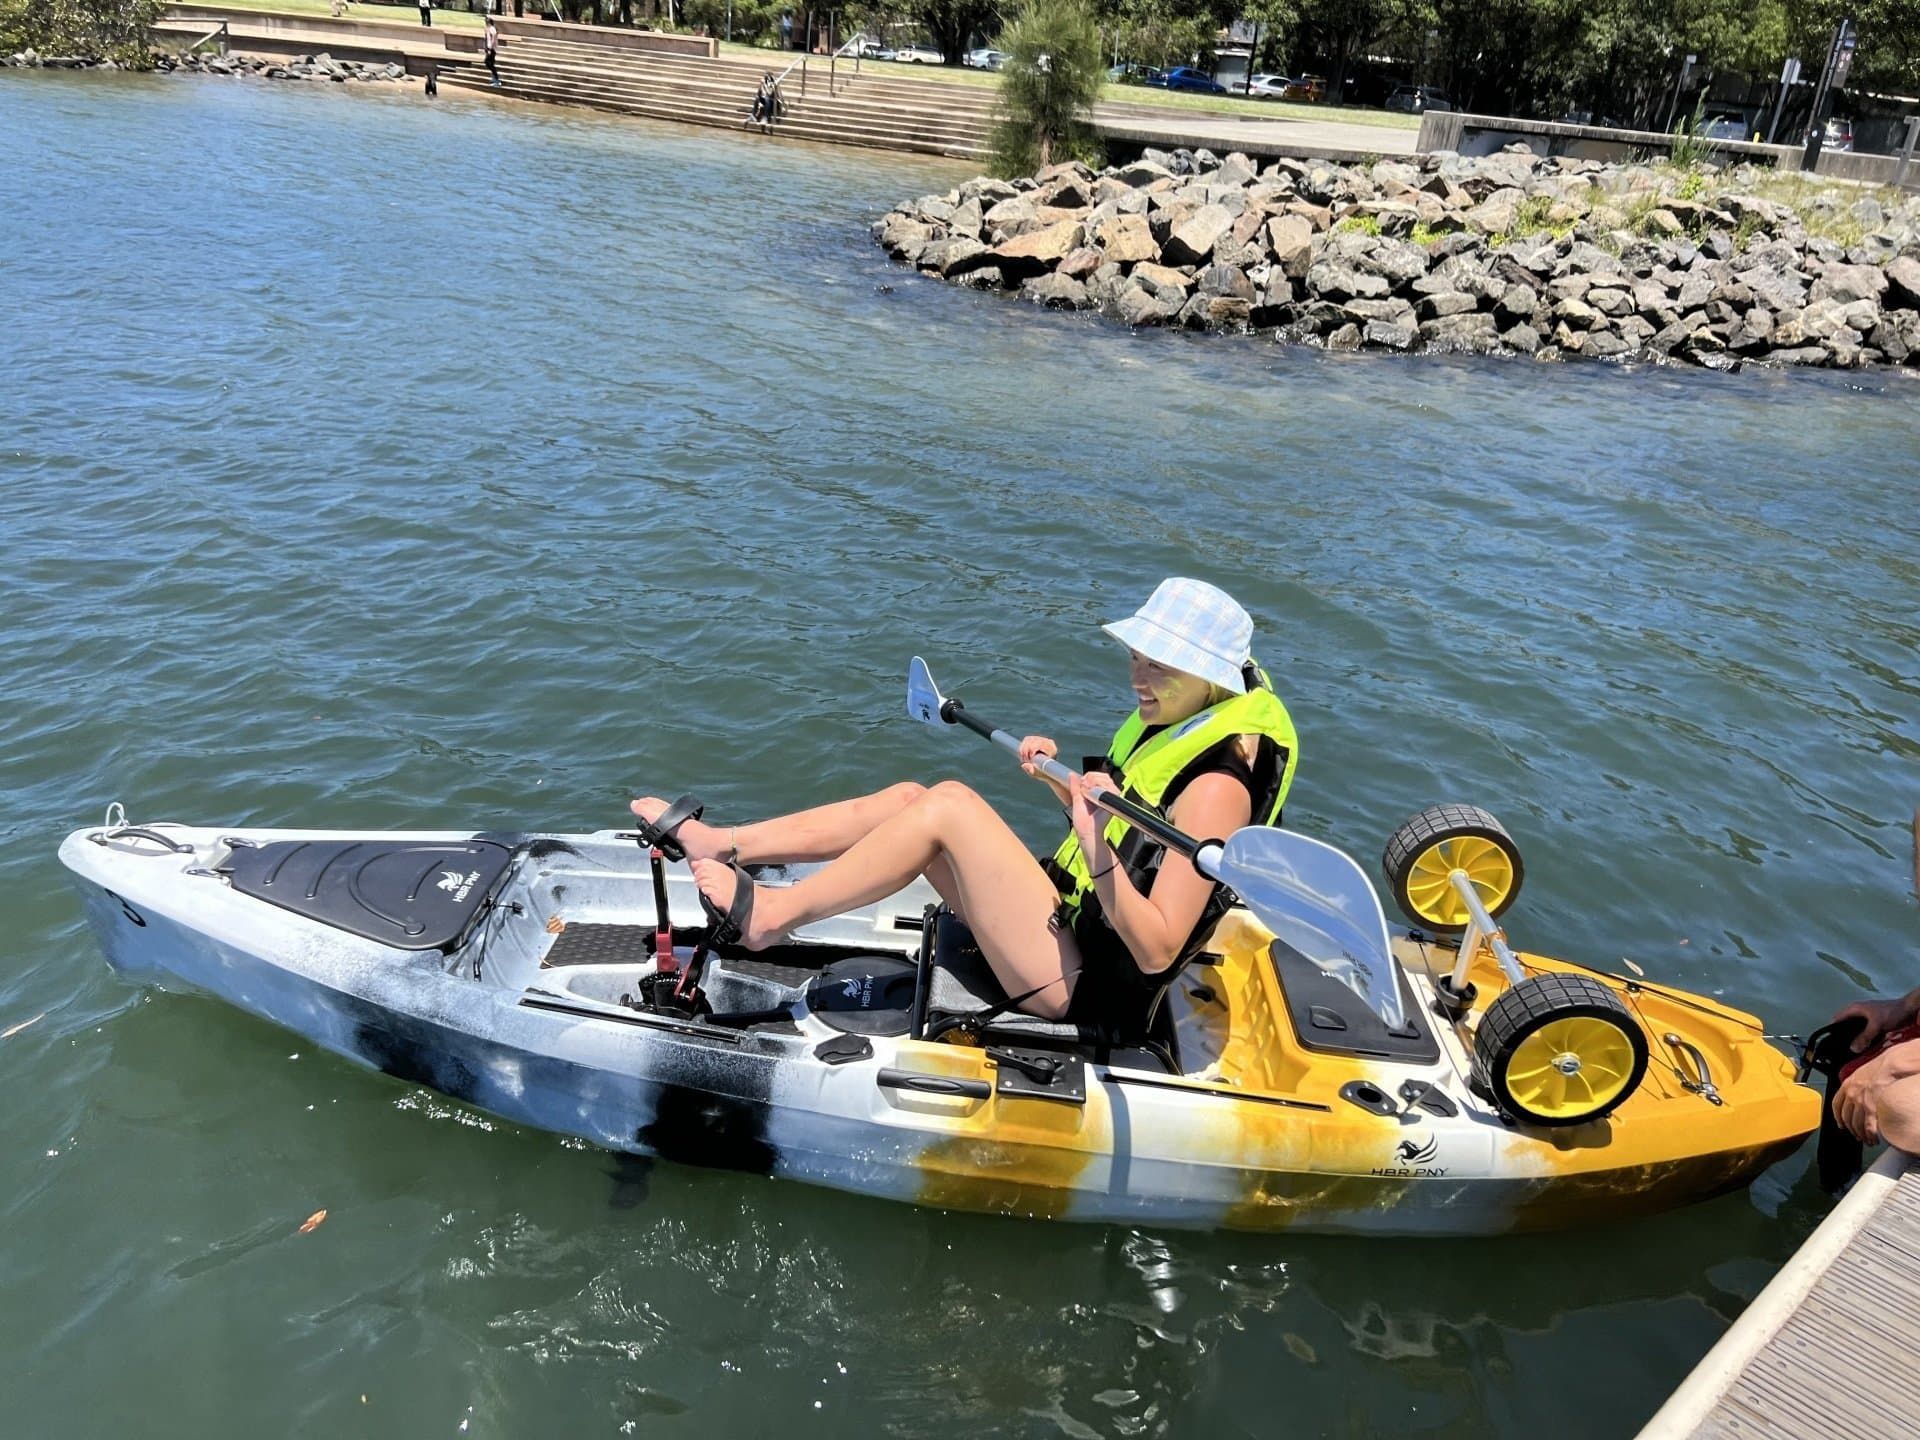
[632,794,705,862]
[698,861,757,947]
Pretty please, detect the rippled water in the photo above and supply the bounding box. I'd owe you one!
[4,70,1919,1438]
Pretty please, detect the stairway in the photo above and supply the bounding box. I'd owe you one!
[441,33,995,160]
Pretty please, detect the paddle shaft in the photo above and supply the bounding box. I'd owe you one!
[938,698,1220,872]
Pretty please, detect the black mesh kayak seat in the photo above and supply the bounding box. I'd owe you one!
[218,838,515,952]
[912,907,1180,1071]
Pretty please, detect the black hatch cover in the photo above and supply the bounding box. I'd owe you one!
[219,838,515,952]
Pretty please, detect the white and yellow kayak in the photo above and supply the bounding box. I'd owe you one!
[59,799,1817,1236]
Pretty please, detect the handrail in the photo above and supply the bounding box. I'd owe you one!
[773,30,861,101]
[185,18,229,54]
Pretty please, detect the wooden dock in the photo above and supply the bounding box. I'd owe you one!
[1638,1148,1920,1439]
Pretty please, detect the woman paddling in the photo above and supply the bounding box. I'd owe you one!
[631,579,1298,1029]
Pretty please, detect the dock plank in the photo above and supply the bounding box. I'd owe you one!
[1638,1150,1920,1439]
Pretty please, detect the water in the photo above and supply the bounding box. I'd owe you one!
[4,70,1919,1438]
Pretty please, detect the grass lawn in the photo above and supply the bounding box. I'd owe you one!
[712,39,1418,130]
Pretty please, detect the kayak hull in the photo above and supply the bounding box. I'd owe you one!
[61,822,1819,1236]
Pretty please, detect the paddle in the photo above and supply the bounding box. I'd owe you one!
[905,657,1406,1029]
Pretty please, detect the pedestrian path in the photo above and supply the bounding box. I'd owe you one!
[1637,1148,1920,1439]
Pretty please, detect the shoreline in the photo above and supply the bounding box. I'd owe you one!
[875,146,1920,373]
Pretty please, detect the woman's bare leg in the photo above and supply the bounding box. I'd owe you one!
[630,782,927,865]
[691,781,1083,1019]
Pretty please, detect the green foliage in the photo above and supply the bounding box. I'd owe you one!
[1677,168,1705,200]
[1,0,163,62]
[1667,101,1711,169]
[1333,212,1381,234]
[682,0,784,43]
[991,0,1104,175]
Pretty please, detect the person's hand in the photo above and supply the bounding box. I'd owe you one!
[1830,996,1913,1053]
[1017,735,1058,776]
[1069,770,1119,863]
[1833,1040,1920,1144]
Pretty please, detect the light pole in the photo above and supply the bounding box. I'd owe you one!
[1037,52,1053,166]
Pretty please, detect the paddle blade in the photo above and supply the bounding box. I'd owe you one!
[1219,828,1406,1030]
[906,656,948,727]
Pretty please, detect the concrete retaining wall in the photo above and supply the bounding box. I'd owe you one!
[1417,110,1918,186]
[495,17,713,59]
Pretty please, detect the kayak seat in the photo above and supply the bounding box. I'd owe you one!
[912,907,1180,1072]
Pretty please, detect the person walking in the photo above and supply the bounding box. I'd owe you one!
[484,17,499,86]
[418,0,432,26]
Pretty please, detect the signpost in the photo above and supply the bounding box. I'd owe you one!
[1801,17,1857,171]
[1765,56,1800,145]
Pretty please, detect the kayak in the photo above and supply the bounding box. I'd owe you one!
[59,799,1818,1236]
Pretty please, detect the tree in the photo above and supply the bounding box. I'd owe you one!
[2,0,164,64]
[992,0,1103,172]
[910,0,1000,63]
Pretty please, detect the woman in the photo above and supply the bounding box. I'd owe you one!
[631,578,1298,1029]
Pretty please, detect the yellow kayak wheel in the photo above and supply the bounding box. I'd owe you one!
[1473,974,1648,1127]
[1382,804,1524,936]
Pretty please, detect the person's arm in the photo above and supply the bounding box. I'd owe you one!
[1834,1038,1920,1146]
[1831,986,1920,1053]
[1072,770,1249,975]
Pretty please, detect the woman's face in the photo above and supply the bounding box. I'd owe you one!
[1128,650,1212,725]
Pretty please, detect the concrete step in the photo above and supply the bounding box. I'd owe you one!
[485,53,996,141]
[458,45,994,151]
[443,66,988,157]
[502,35,1002,115]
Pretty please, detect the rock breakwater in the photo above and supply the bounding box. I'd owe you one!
[2,47,415,85]
[874,145,1920,371]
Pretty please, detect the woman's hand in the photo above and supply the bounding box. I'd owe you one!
[1831,995,1917,1053]
[1020,736,1072,806]
[1069,770,1118,863]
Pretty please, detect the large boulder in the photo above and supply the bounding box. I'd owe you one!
[918,237,990,278]
[1162,204,1236,266]
[1196,264,1255,301]
[1810,263,1888,305]
[1420,312,1501,353]
[1265,215,1315,279]
[1116,282,1182,327]
[1305,260,1389,301]
[1023,272,1091,309]
[1057,246,1105,280]
[1886,255,1920,310]
[1094,213,1159,265]
[1132,262,1194,301]
[993,219,1086,276]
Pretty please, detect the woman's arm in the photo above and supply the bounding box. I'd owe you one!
[1074,770,1251,975]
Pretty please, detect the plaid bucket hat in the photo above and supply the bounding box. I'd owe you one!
[1102,578,1253,694]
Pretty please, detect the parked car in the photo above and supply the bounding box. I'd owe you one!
[1281,74,1325,102]
[1106,62,1162,85]
[963,48,1007,71]
[1698,113,1750,141]
[1149,66,1227,95]
[1245,73,1294,99]
[894,43,944,64]
[850,38,894,60]
[1384,85,1451,113]
[1823,116,1854,151]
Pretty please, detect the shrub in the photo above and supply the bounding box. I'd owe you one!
[990,0,1103,177]
[2,0,164,65]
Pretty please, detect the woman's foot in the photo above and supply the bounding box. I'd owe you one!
[630,796,729,861]
[689,859,781,950]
